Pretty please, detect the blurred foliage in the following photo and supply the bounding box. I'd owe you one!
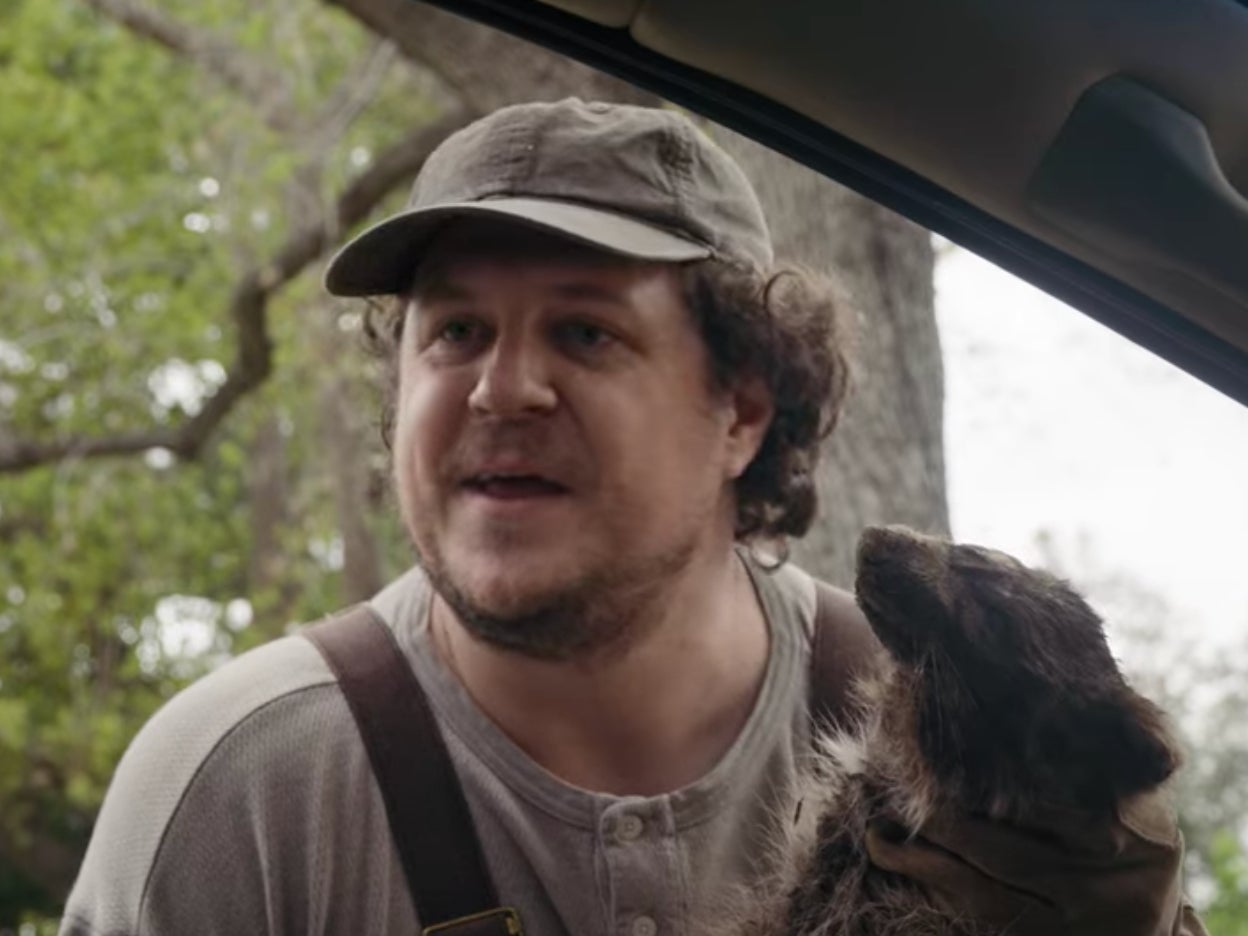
[0,0,424,925]
[1206,830,1248,936]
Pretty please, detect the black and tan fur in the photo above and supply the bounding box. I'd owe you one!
[724,525,1182,936]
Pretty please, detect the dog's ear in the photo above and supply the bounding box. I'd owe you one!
[1081,692,1182,800]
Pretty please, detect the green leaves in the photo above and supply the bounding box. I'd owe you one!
[0,0,421,922]
[1205,831,1248,936]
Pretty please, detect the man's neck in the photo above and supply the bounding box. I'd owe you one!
[429,548,770,796]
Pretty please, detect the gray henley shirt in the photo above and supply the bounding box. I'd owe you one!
[60,555,819,936]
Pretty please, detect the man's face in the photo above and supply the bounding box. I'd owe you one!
[391,225,770,657]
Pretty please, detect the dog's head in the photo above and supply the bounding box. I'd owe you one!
[854,525,1180,815]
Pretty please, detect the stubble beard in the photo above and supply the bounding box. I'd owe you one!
[416,532,704,662]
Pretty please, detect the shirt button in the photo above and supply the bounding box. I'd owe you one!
[631,916,657,936]
[617,814,644,842]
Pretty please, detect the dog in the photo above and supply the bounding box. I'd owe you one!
[724,525,1182,936]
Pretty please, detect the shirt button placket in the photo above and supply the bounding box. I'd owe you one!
[601,799,677,936]
[617,813,644,843]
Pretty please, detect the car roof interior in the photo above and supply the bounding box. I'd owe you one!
[423,0,1248,409]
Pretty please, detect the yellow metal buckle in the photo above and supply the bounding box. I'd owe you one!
[423,907,523,936]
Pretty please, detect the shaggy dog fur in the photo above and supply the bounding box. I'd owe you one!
[723,525,1182,936]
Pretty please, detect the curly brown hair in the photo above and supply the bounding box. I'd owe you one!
[361,257,853,544]
[682,260,853,540]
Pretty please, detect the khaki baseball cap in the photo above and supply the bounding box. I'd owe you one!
[323,98,773,296]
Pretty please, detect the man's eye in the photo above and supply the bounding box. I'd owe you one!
[559,321,613,350]
[423,317,489,358]
[437,319,481,344]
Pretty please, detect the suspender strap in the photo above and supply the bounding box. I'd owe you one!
[808,579,885,732]
[305,606,520,936]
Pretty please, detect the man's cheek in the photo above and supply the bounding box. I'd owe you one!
[390,442,417,527]
[391,407,428,512]
[397,399,459,511]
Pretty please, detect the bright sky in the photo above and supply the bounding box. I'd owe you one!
[935,244,1248,652]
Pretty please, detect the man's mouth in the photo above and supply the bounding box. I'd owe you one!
[462,473,570,499]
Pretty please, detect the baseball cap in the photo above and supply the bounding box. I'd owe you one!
[323,98,773,297]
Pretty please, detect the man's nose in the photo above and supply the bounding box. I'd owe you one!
[467,333,558,417]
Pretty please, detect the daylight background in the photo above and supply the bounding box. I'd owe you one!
[1,0,1247,933]
[939,244,1248,659]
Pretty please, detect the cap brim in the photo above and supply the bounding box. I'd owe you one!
[323,198,713,297]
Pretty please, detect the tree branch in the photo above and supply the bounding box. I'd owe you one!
[304,38,399,153]
[282,38,400,232]
[324,0,660,112]
[80,0,298,134]
[0,110,472,474]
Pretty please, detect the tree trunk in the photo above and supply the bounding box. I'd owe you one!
[247,413,289,597]
[314,317,385,603]
[323,0,949,588]
[325,0,659,111]
[712,132,948,585]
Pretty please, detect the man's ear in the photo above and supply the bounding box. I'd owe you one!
[723,375,774,480]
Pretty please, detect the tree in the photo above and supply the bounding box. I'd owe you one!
[0,0,945,926]
[718,137,946,581]
[1205,831,1248,936]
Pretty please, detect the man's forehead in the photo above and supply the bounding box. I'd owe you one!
[410,223,668,300]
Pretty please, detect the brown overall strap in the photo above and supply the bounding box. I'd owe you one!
[808,579,884,732]
[305,606,520,936]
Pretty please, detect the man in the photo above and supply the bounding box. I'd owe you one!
[62,99,1201,935]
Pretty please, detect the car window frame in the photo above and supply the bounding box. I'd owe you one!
[419,0,1248,410]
